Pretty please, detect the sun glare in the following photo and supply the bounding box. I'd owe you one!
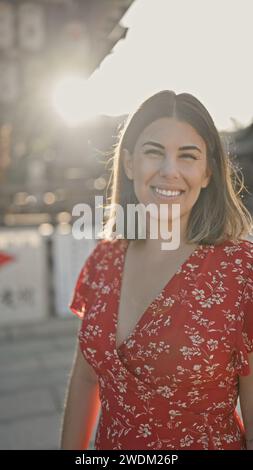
[51,76,99,126]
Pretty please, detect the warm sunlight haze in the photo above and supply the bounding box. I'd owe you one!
[52,0,253,131]
[51,76,100,126]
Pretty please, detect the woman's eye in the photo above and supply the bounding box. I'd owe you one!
[144,149,163,156]
[180,154,197,160]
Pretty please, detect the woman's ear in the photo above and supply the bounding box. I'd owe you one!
[122,148,134,180]
[201,165,212,189]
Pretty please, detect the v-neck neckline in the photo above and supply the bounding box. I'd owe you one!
[114,238,206,352]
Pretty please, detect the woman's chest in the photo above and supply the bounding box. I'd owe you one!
[116,253,192,350]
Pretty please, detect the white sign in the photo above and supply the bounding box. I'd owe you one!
[52,227,97,317]
[0,229,49,326]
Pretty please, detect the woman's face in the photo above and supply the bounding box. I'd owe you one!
[122,117,212,233]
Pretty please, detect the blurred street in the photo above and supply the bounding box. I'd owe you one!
[0,315,98,450]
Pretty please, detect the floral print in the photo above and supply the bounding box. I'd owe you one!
[69,238,253,450]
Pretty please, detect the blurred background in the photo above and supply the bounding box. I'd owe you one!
[0,0,252,450]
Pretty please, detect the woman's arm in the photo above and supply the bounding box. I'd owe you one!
[239,352,253,450]
[60,342,100,449]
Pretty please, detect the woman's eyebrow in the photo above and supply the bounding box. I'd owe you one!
[142,141,202,153]
[142,141,164,149]
[179,145,202,153]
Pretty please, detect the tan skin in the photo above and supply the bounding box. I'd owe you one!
[121,117,253,449]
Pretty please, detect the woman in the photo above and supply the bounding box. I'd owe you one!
[60,90,253,450]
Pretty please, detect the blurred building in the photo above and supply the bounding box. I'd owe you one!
[222,123,253,214]
[231,123,253,213]
[0,0,134,226]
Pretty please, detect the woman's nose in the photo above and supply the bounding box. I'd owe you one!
[159,155,180,177]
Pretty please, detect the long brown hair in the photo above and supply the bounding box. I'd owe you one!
[102,90,253,244]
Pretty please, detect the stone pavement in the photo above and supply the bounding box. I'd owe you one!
[0,316,243,450]
[0,316,99,450]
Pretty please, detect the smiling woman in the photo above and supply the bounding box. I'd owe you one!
[120,116,211,244]
[61,90,253,451]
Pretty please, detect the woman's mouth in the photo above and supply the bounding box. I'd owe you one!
[151,186,185,200]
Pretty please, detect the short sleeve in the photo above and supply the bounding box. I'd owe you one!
[235,261,253,376]
[68,240,103,319]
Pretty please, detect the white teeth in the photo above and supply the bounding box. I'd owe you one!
[154,187,182,197]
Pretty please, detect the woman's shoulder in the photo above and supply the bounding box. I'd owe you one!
[211,237,252,253]
[224,237,253,256]
[87,237,127,262]
[213,237,253,274]
[74,238,124,288]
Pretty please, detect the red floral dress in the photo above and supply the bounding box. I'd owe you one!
[69,238,253,450]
